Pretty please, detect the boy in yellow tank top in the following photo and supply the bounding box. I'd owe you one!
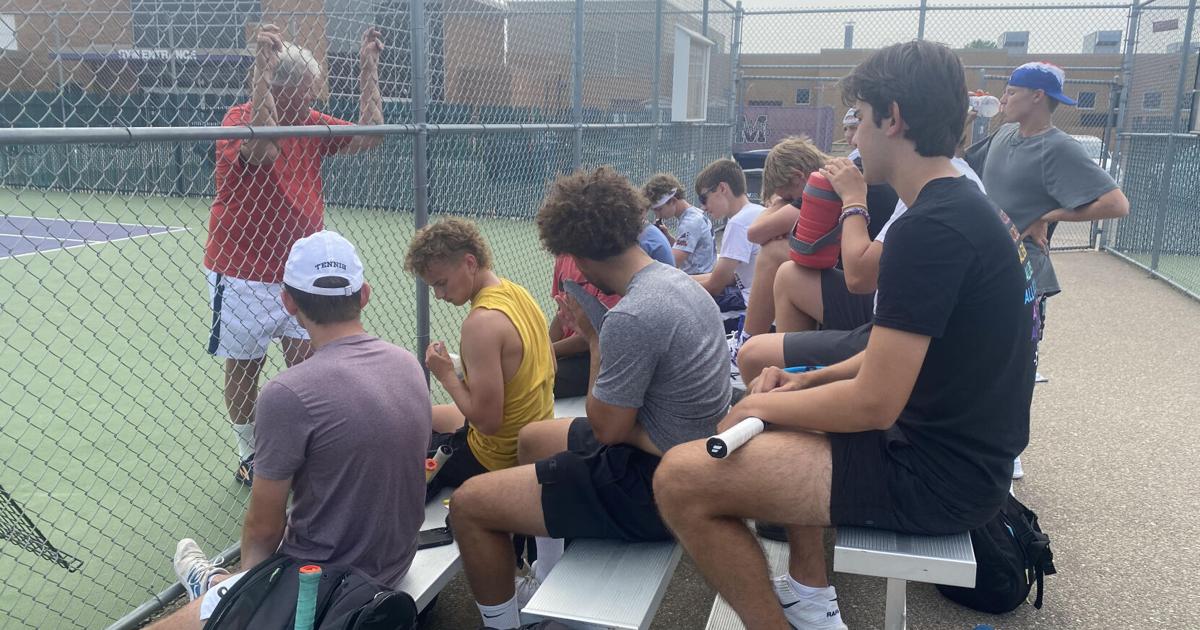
[404,218,555,494]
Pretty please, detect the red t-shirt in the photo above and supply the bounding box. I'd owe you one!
[551,255,622,339]
[204,103,353,282]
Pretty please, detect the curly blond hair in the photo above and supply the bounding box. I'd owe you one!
[762,136,829,200]
[404,217,493,276]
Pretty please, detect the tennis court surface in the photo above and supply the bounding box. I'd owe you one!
[0,216,187,258]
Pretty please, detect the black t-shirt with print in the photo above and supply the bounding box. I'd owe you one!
[874,175,1037,516]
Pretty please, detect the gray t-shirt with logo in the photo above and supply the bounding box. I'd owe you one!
[967,123,1117,295]
[673,206,716,274]
[592,262,731,452]
[255,334,432,586]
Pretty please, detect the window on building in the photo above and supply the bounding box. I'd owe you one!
[132,0,262,50]
[1,14,16,51]
[1143,91,1163,110]
[1077,91,1097,110]
[795,88,811,105]
[672,25,711,122]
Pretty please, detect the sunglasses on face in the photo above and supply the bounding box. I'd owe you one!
[698,184,720,206]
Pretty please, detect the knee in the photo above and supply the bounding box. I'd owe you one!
[449,475,489,530]
[653,443,712,520]
[517,423,541,465]
[737,335,771,380]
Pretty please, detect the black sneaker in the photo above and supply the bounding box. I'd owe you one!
[235,454,254,487]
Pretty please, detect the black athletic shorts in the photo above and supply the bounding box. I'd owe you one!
[829,430,997,535]
[426,426,489,501]
[554,353,590,399]
[782,323,872,369]
[820,267,875,331]
[535,418,672,542]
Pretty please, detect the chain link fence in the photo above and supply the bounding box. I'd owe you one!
[738,0,1198,283]
[0,0,734,627]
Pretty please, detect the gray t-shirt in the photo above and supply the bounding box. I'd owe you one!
[255,334,432,586]
[673,206,716,274]
[592,262,731,451]
[967,123,1117,295]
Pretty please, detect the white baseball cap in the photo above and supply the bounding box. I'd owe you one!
[283,230,364,296]
[843,107,860,127]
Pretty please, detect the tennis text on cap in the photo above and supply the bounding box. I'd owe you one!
[314,261,348,271]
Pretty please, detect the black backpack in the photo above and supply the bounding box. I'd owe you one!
[203,553,418,630]
[937,494,1057,614]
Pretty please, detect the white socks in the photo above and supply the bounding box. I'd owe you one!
[232,422,255,460]
[533,537,563,581]
[477,595,521,629]
[785,573,834,599]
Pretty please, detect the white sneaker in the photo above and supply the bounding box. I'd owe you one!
[1012,456,1025,480]
[514,561,543,608]
[773,576,848,630]
[173,538,228,601]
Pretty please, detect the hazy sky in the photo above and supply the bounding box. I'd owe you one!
[734,0,1197,55]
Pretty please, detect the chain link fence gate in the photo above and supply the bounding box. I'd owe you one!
[737,0,1199,294]
[0,0,736,627]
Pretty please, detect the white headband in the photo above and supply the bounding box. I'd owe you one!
[652,188,678,210]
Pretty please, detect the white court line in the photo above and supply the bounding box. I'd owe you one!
[2,215,188,231]
[0,233,88,242]
[0,226,191,261]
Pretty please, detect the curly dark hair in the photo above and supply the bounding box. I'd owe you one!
[404,217,493,276]
[537,166,646,260]
[840,40,967,158]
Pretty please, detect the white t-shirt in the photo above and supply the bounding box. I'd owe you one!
[875,157,985,243]
[719,201,765,307]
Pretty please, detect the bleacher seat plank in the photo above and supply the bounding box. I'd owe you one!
[521,539,681,630]
[833,527,975,587]
[396,488,459,612]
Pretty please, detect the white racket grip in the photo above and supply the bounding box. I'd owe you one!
[706,417,765,459]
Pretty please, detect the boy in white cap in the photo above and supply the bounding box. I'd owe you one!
[154,231,431,630]
[966,61,1129,478]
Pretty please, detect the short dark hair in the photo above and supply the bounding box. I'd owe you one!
[840,40,967,158]
[284,276,362,324]
[695,159,747,198]
[537,166,645,260]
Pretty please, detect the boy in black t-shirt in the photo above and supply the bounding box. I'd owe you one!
[653,41,1037,630]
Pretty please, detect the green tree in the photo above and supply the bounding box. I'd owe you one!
[965,39,998,49]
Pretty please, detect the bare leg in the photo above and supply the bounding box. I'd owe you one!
[786,525,831,587]
[433,404,467,434]
[281,336,313,367]
[654,431,833,629]
[744,240,791,336]
[145,574,232,630]
[224,357,264,426]
[450,465,551,605]
[773,261,824,333]
[737,333,788,385]
[517,418,574,465]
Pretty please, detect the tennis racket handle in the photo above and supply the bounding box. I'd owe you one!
[706,417,765,459]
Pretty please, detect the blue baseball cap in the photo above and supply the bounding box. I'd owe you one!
[1008,62,1076,106]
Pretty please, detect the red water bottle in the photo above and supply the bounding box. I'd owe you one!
[788,172,843,269]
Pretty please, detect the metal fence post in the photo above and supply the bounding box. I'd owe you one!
[411,0,431,370]
[1148,0,1197,271]
[1104,0,1142,252]
[651,0,663,172]
[731,1,743,156]
[573,0,584,171]
[917,0,928,40]
[703,0,710,36]
[1095,79,1118,249]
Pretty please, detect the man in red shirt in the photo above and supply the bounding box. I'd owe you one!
[548,254,622,399]
[204,24,384,485]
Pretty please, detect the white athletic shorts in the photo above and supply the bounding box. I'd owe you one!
[199,570,247,620]
[206,269,308,360]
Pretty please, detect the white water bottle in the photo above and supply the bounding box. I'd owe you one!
[970,94,1001,118]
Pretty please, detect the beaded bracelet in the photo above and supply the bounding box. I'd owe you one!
[839,205,870,225]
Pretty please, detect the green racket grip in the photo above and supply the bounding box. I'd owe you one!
[295,565,322,630]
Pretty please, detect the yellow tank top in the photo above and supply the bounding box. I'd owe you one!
[466,278,555,470]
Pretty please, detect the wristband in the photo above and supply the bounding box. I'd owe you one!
[839,205,870,225]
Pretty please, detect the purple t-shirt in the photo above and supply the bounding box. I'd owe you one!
[255,334,432,585]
